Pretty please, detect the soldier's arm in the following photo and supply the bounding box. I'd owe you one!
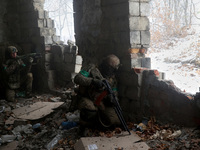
[3,59,25,74]
[74,72,93,86]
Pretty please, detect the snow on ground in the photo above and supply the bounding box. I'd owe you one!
[148,26,200,94]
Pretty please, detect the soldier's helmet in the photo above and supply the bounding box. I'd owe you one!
[103,54,120,70]
[7,46,18,54]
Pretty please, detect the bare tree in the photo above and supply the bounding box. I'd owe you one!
[44,0,74,43]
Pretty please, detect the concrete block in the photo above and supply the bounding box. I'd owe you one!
[129,17,149,31]
[40,28,56,36]
[131,57,142,68]
[74,132,149,150]
[75,64,82,73]
[45,63,53,70]
[75,55,82,65]
[64,45,71,53]
[64,45,77,54]
[141,57,151,68]
[44,11,49,18]
[141,31,150,45]
[45,45,51,52]
[38,19,44,27]
[33,0,45,3]
[47,70,56,81]
[37,10,45,18]
[130,31,140,45]
[45,18,54,28]
[45,53,53,62]
[64,53,74,63]
[51,45,64,55]
[129,2,139,16]
[54,53,64,62]
[44,36,53,44]
[52,35,60,43]
[46,70,56,89]
[34,3,44,10]
[140,2,150,16]
[43,19,47,27]
[64,63,82,73]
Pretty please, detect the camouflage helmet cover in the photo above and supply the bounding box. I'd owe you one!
[7,46,18,54]
[103,54,120,69]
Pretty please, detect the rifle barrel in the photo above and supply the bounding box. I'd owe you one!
[103,80,131,135]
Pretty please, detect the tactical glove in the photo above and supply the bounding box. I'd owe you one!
[29,57,33,63]
[92,79,103,88]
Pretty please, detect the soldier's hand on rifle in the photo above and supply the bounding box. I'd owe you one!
[92,79,103,88]
[17,59,24,66]
[29,57,33,64]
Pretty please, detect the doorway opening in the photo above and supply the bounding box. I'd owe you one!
[44,0,75,44]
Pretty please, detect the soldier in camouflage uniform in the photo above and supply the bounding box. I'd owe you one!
[74,54,121,128]
[3,46,33,102]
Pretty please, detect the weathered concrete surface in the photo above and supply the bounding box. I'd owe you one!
[74,131,150,150]
[140,69,200,126]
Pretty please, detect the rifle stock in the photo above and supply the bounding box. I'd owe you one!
[102,79,131,135]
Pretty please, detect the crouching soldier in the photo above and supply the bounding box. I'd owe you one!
[2,46,33,101]
[74,54,121,129]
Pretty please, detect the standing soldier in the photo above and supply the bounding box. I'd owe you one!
[74,54,121,129]
[2,46,33,102]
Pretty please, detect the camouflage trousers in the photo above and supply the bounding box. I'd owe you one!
[6,73,33,102]
[78,97,120,127]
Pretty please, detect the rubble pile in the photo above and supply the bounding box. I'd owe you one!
[0,89,81,150]
[0,90,200,150]
[133,117,200,150]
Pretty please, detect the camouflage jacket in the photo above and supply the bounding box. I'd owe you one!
[74,63,118,102]
[3,58,31,89]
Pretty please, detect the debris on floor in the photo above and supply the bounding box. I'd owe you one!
[0,90,200,150]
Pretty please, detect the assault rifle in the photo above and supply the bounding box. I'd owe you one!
[17,53,42,60]
[102,80,131,135]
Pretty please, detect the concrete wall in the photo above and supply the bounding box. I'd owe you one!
[141,69,200,126]
[73,0,152,123]
[74,0,151,67]
[0,0,80,93]
[0,0,199,126]
[0,0,7,44]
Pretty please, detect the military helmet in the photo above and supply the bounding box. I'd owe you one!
[103,54,120,69]
[7,46,18,54]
